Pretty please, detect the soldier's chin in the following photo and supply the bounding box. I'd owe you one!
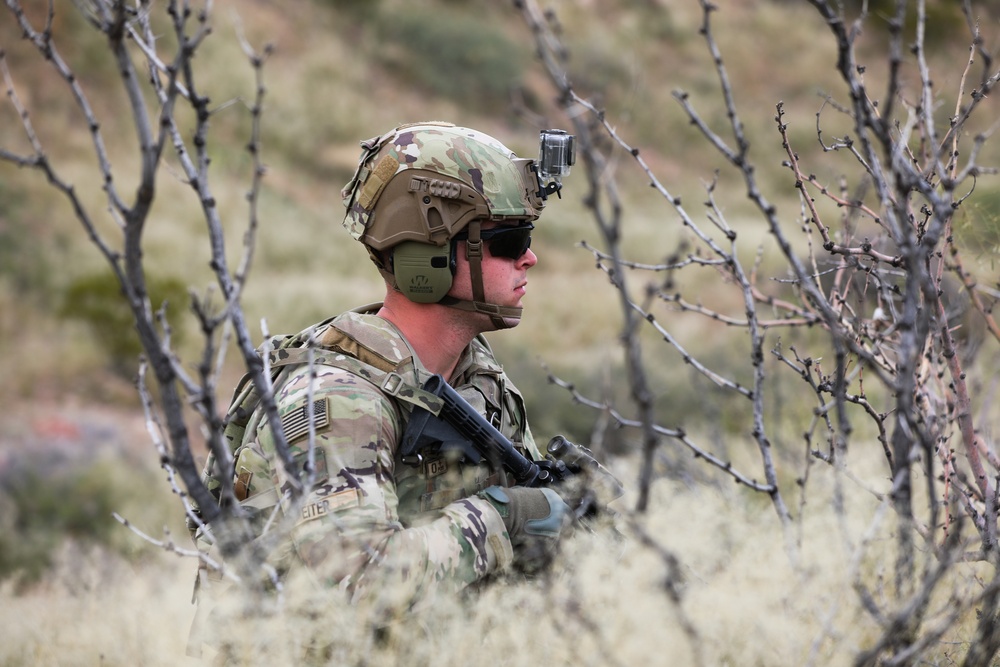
[499,314,522,330]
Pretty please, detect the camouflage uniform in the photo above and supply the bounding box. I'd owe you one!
[221,305,542,607]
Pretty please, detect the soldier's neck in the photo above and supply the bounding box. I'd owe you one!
[377,293,480,381]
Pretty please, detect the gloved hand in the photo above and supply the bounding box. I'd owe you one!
[478,485,571,572]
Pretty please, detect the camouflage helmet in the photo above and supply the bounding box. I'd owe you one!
[341,122,546,252]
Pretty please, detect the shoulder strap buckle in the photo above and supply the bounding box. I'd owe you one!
[381,372,407,396]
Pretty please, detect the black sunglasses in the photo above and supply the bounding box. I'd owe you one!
[454,223,534,260]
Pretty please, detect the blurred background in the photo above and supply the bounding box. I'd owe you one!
[3,0,1000,664]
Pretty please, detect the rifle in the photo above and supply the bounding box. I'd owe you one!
[400,374,623,510]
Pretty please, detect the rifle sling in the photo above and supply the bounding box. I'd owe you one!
[265,347,444,416]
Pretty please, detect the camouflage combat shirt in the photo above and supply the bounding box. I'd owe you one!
[229,308,542,608]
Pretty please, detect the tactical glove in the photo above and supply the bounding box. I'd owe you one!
[478,485,571,572]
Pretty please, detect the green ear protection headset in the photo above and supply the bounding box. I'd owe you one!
[392,241,455,304]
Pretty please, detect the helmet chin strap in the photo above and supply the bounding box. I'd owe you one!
[439,221,522,330]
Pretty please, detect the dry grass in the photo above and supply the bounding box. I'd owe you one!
[0,448,987,666]
[0,549,196,667]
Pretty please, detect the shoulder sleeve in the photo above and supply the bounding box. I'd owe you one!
[254,362,513,608]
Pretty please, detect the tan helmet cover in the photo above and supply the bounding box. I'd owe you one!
[341,122,545,252]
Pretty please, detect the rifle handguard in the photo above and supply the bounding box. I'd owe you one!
[546,435,625,509]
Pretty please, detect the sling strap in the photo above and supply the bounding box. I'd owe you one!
[221,326,444,455]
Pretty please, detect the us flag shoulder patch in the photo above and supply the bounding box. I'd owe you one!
[281,398,330,444]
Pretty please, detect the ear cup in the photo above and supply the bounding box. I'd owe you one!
[392,242,454,303]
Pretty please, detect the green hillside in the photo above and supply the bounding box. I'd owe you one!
[3,0,998,412]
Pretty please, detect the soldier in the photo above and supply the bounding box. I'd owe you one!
[191,122,590,632]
